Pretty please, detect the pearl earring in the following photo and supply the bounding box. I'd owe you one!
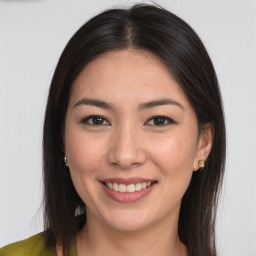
[64,156,68,166]
[198,160,205,170]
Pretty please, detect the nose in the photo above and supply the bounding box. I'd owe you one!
[107,123,147,169]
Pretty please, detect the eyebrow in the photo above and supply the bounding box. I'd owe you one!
[138,98,184,111]
[73,97,184,111]
[73,98,115,110]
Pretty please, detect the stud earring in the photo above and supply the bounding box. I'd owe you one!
[198,160,205,170]
[64,156,68,166]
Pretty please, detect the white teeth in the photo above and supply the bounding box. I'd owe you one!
[105,181,152,193]
[135,183,142,191]
[127,184,135,193]
[119,184,127,192]
[113,183,119,192]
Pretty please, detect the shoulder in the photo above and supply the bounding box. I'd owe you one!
[0,233,56,256]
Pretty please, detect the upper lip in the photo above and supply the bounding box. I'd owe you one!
[100,177,156,185]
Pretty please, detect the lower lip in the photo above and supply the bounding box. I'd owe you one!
[101,183,155,203]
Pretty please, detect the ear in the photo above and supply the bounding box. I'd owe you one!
[193,123,214,171]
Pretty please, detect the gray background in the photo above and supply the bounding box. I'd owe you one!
[0,0,255,255]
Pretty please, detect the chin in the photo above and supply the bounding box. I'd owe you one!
[99,209,155,233]
[106,220,150,233]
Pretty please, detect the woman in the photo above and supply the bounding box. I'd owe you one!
[0,3,226,256]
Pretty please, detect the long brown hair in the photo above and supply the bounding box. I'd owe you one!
[43,4,226,256]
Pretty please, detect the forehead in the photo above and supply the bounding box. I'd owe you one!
[69,49,190,109]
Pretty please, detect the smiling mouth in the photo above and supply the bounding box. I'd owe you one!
[101,181,157,193]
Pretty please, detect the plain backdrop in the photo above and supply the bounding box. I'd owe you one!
[0,0,255,255]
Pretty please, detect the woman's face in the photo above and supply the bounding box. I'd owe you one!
[65,50,212,232]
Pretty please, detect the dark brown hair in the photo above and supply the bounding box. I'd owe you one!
[43,3,226,256]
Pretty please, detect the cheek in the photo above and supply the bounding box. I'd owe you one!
[149,133,197,176]
[150,136,196,205]
[65,128,105,170]
[64,129,108,204]
[149,130,197,195]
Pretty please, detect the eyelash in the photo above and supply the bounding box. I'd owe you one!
[145,115,176,126]
[80,115,176,126]
[80,115,110,126]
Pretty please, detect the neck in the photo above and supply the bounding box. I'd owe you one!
[76,210,187,256]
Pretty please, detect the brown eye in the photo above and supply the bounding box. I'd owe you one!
[81,115,110,126]
[146,116,176,126]
[91,116,104,125]
[153,117,166,125]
